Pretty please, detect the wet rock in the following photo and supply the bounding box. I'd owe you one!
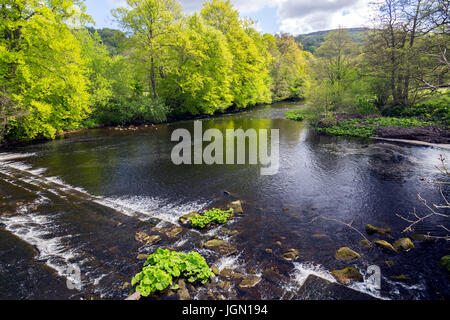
[177,279,191,300]
[366,224,391,236]
[166,227,183,238]
[385,260,395,268]
[441,256,450,273]
[282,208,290,213]
[359,240,372,248]
[411,233,436,242]
[228,201,244,214]
[135,232,161,246]
[297,275,377,300]
[203,239,237,256]
[239,275,262,288]
[137,254,149,260]
[179,212,198,225]
[231,272,245,281]
[394,238,415,251]
[211,266,220,276]
[275,241,282,247]
[229,230,239,236]
[281,249,299,261]
[125,292,141,300]
[331,267,363,285]
[335,247,361,261]
[220,268,233,278]
[265,249,273,253]
[390,275,411,282]
[374,240,397,253]
[121,282,130,290]
[218,281,232,291]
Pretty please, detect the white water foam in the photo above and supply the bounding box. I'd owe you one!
[0,153,35,162]
[291,262,336,287]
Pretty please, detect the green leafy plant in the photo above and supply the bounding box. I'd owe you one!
[188,208,234,229]
[285,110,306,121]
[131,248,215,297]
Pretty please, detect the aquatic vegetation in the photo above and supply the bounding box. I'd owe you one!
[316,117,433,138]
[131,248,215,297]
[285,110,306,121]
[188,208,234,229]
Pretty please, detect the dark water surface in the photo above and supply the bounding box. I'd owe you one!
[0,102,449,300]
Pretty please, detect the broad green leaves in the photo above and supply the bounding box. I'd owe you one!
[132,248,215,297]
[188,208,234,229]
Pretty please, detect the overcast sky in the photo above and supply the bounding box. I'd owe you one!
[85,0,371,35]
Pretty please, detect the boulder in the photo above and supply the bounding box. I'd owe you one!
[335,247,361,261]
[331,267,363,285]
[203,239,238,256]
[393,238,415,251]
[228,201,244,214]
[297,275,377,300]
[239,275,262,288]
[374,240,397,253]
[366,224,391,236]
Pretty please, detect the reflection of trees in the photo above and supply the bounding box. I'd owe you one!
[397,155,450,240]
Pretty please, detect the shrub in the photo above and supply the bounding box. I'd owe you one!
[131,248,215,297]
[285,110,306,121]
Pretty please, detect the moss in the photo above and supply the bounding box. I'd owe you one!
[331,267,363,285]
[366,224,391,236]
[335,247,361,261]
[374,240,397,253]
[394,238,415,251]
[441,256,450,273]
[359,239,372,248]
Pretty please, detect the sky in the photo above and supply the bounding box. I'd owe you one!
[84,0,372,35]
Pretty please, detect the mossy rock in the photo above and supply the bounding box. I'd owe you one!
[137,253,149,260]
[211,266,220,276]
[203,239,238,256]
[441,256,450,273]
[179,212,198,224]
[385,260,395,268]
[218,281,232,290]
[166,227,183,238]
[331,267,363,285]
[239,275,262,288]
[312,234,328,239]
[359,240,372,248]
[366,224,391,236]
[411,233,436,242]
[228,201,244,214]
[282,249,299,261]
[394,238,415,251]
[374,240,397,253]
[335,247,361,261]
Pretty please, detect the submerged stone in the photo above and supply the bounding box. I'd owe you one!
[335,247,361,261]
[203,239,238,256]
[374,240,397,253]
[366,224,391,236]
[282,249,299,261]
[218,281,232,290]
[228,201,244,214]
[441,256,450,273]
[331,267,363,285]
[166,227,183,238]
[390,275,410,282]
[385,260,395,268]
[394,238,415,251]
[137,254,149,260]
[359,239,372,248]
[239,275,262,288]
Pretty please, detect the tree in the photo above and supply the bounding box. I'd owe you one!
[201,0,271,108]
[159,14,233,115]
[0,0,91,140]
[267,33,310,101]
[113,0,182,99]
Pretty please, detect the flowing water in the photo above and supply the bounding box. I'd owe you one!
[0,102,449,300]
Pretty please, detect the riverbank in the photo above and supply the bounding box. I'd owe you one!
[315,114,450,144]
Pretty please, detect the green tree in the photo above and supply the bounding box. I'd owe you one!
[0,0,91,140]
[113,0,182,99]
[201,0,271,108]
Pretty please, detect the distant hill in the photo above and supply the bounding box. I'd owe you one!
[295,28,369,53]
[86,27,127,55]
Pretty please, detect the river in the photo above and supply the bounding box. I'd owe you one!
[0,102,448,300]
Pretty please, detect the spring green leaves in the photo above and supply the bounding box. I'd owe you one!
[131,248,215,297]
[285,110,306,121]
[188,208,234,229]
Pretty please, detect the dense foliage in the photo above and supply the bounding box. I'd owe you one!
[131,248,215,297]
[188,208,234,229]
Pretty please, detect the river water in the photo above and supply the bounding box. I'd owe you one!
[0,102,448,300]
